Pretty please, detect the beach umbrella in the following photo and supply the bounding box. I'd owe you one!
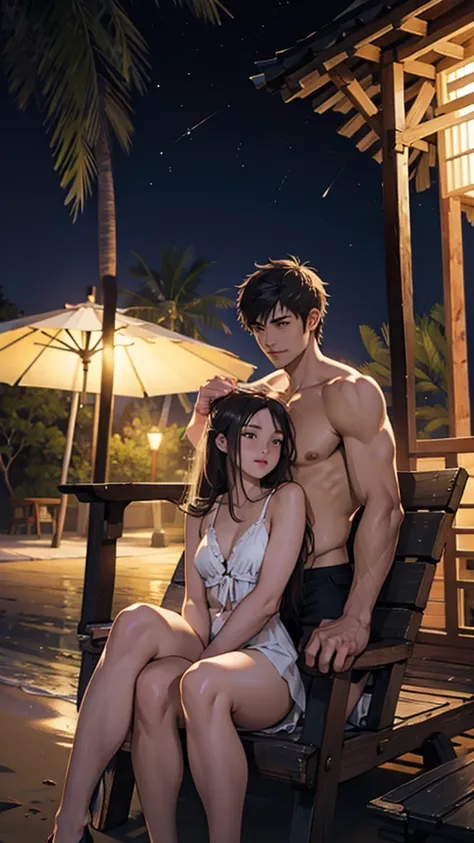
[0,299,255,543]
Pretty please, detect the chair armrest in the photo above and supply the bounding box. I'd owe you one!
[297,640,412,678]
[60,482,185,504]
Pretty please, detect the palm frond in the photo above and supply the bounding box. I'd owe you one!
[429,303,445,327]
[167,0,233,24]
[185,311,232,335]
[129,251,165,302]
[415,380,444,393]
[178,392,193,413]
[174,256,216,300]
[359,361,391,387]
[180,314,208,341]
[381,322,391,348]
[182,292,235,311]
[359,325,391,368]
[2,0,149,219]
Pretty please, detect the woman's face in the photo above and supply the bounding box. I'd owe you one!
[238,407,284,481]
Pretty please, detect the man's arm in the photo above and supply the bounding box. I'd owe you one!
[305,375,404,672]
[185,371,288,448]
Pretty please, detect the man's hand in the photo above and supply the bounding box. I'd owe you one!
[195,375,236,416]
[304,615,370,673]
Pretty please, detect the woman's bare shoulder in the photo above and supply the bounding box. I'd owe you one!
[271,482,305,509]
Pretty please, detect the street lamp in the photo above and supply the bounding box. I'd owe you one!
[147,428,163,482]
[147,427,166,548]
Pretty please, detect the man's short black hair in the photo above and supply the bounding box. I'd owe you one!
[236,256,328,343]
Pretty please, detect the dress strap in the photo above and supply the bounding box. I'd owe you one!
[257,489,275,523]
[210,496,224,527]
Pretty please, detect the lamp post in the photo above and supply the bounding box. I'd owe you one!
[147,427,167,547]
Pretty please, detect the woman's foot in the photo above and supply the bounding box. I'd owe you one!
[47,825,93,843]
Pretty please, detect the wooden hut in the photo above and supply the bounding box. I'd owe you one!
[252,0,474,667]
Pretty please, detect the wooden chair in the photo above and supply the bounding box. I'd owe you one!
[62,468,474,843]
[9,496,60,537]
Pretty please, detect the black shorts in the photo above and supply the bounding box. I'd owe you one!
[296,563,366,683]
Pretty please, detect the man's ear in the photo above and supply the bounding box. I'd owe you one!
[306,308,320,333]
[215,433,228,454]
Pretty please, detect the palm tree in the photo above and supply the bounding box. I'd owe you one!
[123,246,235,426]
[1,0,231,480]
[1,0,231,280]
[360,304,449,437]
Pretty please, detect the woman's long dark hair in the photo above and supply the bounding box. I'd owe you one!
[182,389,313,634]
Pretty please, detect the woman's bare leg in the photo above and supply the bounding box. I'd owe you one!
[132,657,188,843]
[180,651,292,843]
[52,604,202,843]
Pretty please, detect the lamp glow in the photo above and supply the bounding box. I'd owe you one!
[147,429,163,452]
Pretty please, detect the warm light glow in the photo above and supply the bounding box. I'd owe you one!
[147,429,163,451]
[440,62,474,200]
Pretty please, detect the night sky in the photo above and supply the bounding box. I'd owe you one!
[2,0,474,385]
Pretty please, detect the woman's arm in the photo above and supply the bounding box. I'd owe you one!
[182,513,211,647]
[200,484,306,659]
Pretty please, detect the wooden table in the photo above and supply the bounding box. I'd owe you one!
[9,497,61,537]
[369,752,474,842]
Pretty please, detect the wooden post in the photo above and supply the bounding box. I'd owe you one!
[93,275,117,483]
[381,58,417,470]
[440,197,470,437]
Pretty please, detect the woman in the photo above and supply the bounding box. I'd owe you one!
[49,390,312,843]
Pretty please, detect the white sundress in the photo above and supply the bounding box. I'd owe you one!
[194,490,306,734]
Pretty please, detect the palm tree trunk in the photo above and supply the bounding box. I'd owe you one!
[90,128,117,484]
[158,393,172,430]
[96,129,117,279]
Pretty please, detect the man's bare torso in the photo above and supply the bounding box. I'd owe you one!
[254,362,361,569]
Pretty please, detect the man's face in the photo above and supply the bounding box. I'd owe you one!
[251,304,319,368]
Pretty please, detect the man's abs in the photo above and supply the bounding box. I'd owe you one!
[296,448,358,569]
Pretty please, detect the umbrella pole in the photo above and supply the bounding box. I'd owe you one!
[51,391,80,548]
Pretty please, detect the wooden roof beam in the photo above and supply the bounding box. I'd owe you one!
[312,73,373,113]
[401,102,474,145]
[281,69,330,102]
[405,80,436,128]
[398,17,428,37]
[302,0,443,73]
[334,82,380,113]
[328,64,380,135]
[353,44,381,63]
[398,6,474,63]
[433,40,465,60]
[436,34,474,71]
[338,112,366,138]
[313,88,347,115]
[403,59,436,79]
[357,129,379,152]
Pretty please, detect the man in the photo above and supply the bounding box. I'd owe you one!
[186,257,403,711]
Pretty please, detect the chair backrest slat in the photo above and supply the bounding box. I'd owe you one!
[398,468,467,512]
[370,607,422,642]
[377,560,435,610]
[395,512,452,561]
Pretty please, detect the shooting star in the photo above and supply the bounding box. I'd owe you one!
[322,163,347,199]
[175,109,222,143]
